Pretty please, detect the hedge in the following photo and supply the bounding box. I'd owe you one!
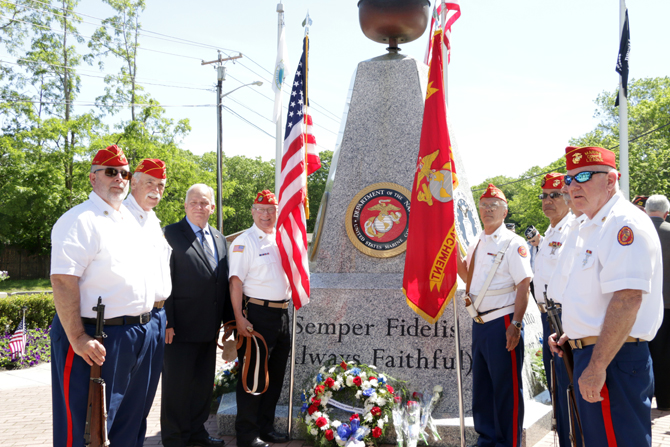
[0,293,56,331]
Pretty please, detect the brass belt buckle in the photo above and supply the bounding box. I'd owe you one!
[474,316,484,324]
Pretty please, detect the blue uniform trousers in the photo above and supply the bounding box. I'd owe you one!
[472,313,524,447]
[573,341,653,446]
[50,311,158,447]
[542,312,581,447]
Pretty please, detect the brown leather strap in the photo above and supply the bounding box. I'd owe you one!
[218,320,269,395]
[465,240,480,296]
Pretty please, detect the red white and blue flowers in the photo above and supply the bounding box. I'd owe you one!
[302,361,395,446]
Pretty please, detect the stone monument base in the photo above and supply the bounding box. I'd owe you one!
[216,393,552,447]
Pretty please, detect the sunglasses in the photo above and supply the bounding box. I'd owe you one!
[564,171,608,186]
[94,167,132,180]
[539,192,563,200]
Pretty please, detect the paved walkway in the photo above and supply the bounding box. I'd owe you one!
[1,362,669,446]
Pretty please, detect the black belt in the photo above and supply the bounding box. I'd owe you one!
[82,312,151,326]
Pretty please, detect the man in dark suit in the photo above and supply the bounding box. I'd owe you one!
[161,183,230,447]
[646,194,670,412]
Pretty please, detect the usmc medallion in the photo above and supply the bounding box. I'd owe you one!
[345,182,411,258]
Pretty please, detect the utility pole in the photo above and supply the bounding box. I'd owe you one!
[202,52,243,233]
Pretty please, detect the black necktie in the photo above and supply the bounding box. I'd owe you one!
[198,229,217,271]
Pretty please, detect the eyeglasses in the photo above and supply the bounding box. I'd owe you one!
[539,192,563,200]
[94,167,132,180]
[252,207,276,215]
[564,171,608,186]
[478,203,499,211]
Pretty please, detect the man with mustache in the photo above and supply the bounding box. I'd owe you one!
[549,146,663,446]
[124,158,173,439]
[50,145,157,446]
[532,172,576,446]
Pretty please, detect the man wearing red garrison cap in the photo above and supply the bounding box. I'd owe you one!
[549,146,663,446]
[124,158,172,441]
[533,172,578,447]
[50,145,158,446]
[456,183,532,447]
[228,190,291,447]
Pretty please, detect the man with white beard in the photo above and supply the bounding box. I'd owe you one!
[124,158,173,440]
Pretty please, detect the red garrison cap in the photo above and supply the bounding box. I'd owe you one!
[254,190,277,205]
[91,145,128,167]
[565,146,616,171]
[480,183,507,203]
[541,172,565,190]
[632,195,648,207]
[135,158,167,179]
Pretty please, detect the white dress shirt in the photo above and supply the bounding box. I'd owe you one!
[51,191,153,318]
[562,192,664,340]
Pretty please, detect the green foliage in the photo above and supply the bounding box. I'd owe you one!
[0,278,52,292]
[307,150,333,233]
[475,77,670,235]
[0,293,56,330]
[222,155,275,234]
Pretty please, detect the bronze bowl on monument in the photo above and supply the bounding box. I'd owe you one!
[358,0,431,52]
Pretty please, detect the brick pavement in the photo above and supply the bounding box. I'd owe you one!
[1,363,670,447]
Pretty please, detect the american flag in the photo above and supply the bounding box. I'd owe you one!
[277,36,321,311]
[9,317,26,359]
[424,0,461,65]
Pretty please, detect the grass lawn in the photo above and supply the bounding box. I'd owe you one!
[0,278,52,293]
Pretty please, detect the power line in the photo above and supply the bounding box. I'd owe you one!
[1,58,215,91]
[2,4,343,125]
[222,105,274,139]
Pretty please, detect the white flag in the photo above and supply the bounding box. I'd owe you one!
[272,24,290,123]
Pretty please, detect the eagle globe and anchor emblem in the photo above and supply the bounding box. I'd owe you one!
[346,183,412,258]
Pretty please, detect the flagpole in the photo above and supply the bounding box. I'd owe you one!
[275,2,285,195]
[21,306,27,357]
[440,3,466,445]
[618,0,629,200]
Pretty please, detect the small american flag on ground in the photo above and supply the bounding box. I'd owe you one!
[9,317,26,359]
[277,35,321,311]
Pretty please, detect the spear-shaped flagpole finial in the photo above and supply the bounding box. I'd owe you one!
[302,10,312,35]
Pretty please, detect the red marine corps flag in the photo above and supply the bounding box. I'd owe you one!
[403,29,459,324]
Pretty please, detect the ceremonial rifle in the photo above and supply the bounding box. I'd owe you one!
[544,286,585,447]
[84,297,109,447]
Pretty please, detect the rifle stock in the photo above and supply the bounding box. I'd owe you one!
[84,297,109,447]
[544,286,585,447]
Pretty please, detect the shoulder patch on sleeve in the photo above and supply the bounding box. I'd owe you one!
[518,246,528,257]
[617,226,634,246]
[233,245,245,253]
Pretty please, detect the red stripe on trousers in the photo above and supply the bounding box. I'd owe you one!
[505,315,520,447]
[600,383,618,446]
[63,346,76,447]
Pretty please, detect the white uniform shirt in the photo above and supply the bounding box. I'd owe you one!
[228,224,290,301]
[534,213,573,303]
[124,194,172,302]
[562,192,664,340]
[466,223,534,313]
[51,191,153,318]
[546,212,587,304]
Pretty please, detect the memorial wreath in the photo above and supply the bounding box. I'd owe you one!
[301,361,396,447]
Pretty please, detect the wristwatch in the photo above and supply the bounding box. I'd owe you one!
[511,320,522,330]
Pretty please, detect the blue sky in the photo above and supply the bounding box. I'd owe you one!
[45,1,670,184]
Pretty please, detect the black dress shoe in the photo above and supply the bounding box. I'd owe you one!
[189,436,225,446]
[239,437,269,447]
[260,431,289,444]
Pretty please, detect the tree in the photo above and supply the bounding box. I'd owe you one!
[221,155,275,234]
[306,150,333,233]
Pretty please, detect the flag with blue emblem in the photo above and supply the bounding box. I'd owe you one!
[272,17,290,123]
[277,35,321,310]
